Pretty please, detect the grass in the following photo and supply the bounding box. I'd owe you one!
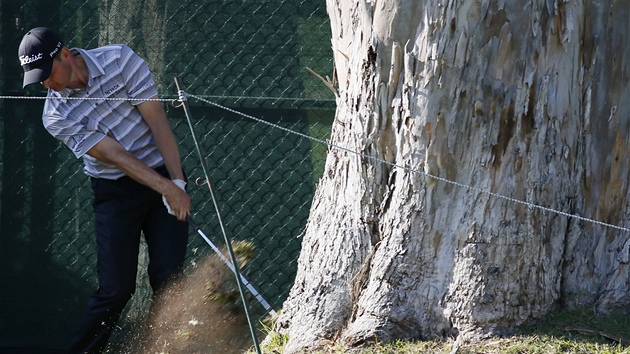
[258,308,630,353]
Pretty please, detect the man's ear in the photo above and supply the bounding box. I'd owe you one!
[59,47,72,60]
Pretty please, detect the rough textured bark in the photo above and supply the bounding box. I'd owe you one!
[276,0,630,352]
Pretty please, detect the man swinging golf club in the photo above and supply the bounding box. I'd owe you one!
[19,27,190,353]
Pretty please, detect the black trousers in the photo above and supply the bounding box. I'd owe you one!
[68,166,189,354]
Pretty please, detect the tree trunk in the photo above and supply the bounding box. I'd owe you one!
[276,0,630,352]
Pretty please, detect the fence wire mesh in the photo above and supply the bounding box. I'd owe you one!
[0,0,334,352]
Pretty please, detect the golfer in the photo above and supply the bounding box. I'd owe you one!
[19,27,190,353]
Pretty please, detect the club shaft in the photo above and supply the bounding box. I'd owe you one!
[191,219,277,317]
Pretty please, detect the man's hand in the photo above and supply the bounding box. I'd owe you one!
[163,179,190,221]
[87,136,191,221]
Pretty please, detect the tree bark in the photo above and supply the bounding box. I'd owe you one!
[276,0,630,352]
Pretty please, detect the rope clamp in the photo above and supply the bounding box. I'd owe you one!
[173,89,187,108]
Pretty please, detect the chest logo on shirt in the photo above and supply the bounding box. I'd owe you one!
[104,84,124,97]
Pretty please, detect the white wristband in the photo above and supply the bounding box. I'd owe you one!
[162,179,187,216]
[172,179,186,190]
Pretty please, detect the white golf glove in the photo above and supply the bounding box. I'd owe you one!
[162,179,187,216]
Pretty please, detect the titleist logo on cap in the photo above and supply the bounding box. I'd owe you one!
[19,41,62,67]
[20,53,43,66]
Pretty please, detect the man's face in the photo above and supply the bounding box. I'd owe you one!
[41,52,70,92]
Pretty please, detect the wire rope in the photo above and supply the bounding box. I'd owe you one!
[184,93,630,234]
[2,92,628,234]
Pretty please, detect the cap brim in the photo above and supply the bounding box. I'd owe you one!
[22,61,53,88]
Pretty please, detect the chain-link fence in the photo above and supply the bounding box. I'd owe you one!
[0,0,334,352]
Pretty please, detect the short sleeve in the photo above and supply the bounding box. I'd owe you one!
[118,45,159,103]
[42,102,106,158]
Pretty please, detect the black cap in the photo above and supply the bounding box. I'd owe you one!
[18,27,64,88]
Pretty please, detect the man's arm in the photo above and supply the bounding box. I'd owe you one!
[86,135,191,221]
[136,97,184,181]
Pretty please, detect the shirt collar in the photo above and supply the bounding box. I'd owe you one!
[72,48,105,86]
[53,47,106,98]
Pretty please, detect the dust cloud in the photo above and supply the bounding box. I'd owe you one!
[113,244,263,354]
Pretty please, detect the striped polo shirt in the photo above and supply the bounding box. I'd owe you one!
[42,44,163,179]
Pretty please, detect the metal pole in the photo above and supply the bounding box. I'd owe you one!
[174,76,262,354]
